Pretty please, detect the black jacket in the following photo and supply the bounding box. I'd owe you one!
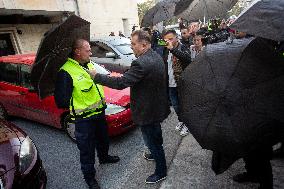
[163,43,192,86]
[54,70,73,109]
[94,49,170,126]
[181,36,193,48]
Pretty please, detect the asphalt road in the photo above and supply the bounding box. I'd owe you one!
[12,112,284,189]
[12,117,145,189]
[12,110,181,189]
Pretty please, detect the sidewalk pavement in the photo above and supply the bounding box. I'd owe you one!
[114,109,284,189]
[159,121,284,189]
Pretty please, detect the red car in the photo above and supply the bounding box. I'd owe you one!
[0,118,47,189]
[0,54,134,141]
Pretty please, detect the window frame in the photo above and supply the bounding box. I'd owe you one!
[91,41,117,58]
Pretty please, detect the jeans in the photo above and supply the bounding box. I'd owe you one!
[140,123,167,176]
[74,113,109,180]
[169,87,179,114]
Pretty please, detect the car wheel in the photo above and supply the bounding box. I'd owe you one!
[0,104,8,120]
[62,114,76,142]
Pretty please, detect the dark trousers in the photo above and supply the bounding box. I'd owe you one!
[244,147,273,189]
[74,113,109,180]
[169,87,179,114]
[141,123,167,176]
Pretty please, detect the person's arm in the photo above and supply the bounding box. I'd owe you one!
[170,44,192,66]
[92,60,145,90]
[54,70,73,109]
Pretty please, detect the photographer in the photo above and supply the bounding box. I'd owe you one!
[162,29,192,136]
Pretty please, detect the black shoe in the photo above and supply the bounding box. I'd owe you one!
[143,152,155,161]
[85,178,100,189]
[99,155,120,164]
[145,174,167,184]
[233,172,258,183]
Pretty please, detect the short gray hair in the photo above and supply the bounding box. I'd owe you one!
[131,30,151,44]
[70,39,88,58]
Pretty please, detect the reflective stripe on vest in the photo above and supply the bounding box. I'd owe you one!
[74,98,105,114]
[60,58,106,119]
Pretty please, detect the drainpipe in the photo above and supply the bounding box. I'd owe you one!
[74,0,81,17]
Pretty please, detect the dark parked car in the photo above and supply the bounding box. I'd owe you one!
[0,119,47,189]
[90,36,136,73]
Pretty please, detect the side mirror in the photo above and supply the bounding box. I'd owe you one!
[105,52,116,58]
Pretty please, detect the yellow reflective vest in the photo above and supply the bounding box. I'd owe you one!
[60,58,106,119]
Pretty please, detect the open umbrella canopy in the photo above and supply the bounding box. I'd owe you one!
[230,0,284,42]
[179,0,237,21]
[31,15,90,99]
[179,37,284,174]
[141,0,237,27]
[141,0,191,27]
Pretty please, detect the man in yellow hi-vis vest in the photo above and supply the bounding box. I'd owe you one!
[54,39,119,189]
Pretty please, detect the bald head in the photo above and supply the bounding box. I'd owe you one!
[71,39,92,65]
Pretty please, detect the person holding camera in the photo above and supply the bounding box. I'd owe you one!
[162,29,192,136]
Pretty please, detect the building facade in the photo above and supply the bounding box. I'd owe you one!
[0,0,139,55]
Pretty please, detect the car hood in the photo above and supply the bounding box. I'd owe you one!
[104,87,130,107]
[0,120,25,175]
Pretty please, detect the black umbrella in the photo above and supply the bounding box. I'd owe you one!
[31,15,90,99]
[179,0,238,21]
[230,0,284,42]
[179,37,284,174]
[141,0,237,27]
[141,0,193,27]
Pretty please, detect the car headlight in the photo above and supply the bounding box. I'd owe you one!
[105,103,126,115]
[19,136,36,174]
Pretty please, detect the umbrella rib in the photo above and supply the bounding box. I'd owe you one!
[201,45,248,144]
[37,55,52,98]
[36,53,52,65]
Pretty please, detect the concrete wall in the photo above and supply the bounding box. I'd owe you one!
[0,24,54,53]
[78,0,139,37]
[0,0,76,12]
[0,0,139,53]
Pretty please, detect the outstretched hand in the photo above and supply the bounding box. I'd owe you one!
[85,68,97,79]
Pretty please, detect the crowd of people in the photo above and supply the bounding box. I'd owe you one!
[54,16,283,189]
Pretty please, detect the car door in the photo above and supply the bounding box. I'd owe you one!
[17,64,54,125]
[0,62,26,117]
[91,41,124,73]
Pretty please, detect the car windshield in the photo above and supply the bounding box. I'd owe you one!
[90,61,110,75]
[114,44,133,55]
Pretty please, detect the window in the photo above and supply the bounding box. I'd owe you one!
[0,63,18,85]
[114,44,133,55]
[20,65,34,89]
[0,34,16,56]
[91,42,116,58]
